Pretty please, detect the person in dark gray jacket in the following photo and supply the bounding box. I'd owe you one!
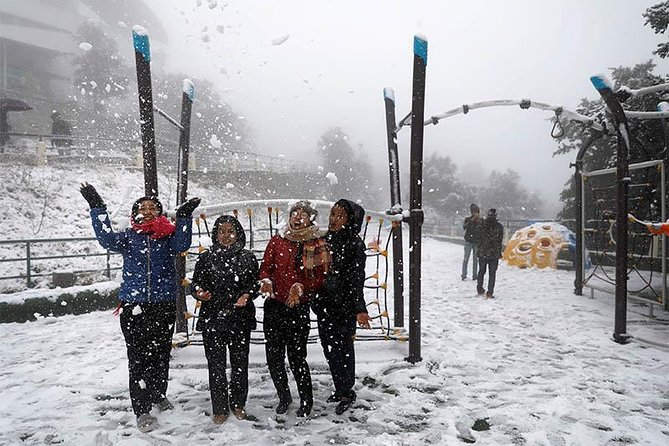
[476,208,505,298]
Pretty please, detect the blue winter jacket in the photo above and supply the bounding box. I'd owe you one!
[89,207,193,303]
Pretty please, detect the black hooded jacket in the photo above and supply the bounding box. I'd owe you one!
[477,215,505,260]
[191,215,259,331]
[314,199,368,321]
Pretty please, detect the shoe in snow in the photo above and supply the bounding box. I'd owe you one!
[275,398,292,415]
[477,286,485,295]
[213,413,228,424]
[156,397,174,411]
[485,292,494,299]
[335,392,356,415]
[137,413,157,433]
[232,408,247,420]
[326,392,341,403]
[296,402,312,418]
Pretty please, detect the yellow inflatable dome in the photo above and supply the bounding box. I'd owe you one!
[503,222,578,269]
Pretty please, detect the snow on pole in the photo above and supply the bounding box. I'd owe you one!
[132,25,158,197]
[590,73,631,345]
[657,101,669,312]
[383,87,405,329]
[407,34,427,364]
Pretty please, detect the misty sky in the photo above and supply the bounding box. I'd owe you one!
[141,0,668,216]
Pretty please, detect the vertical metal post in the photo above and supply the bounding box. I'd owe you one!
[590,75,631,344]
[573,133,604,296]
[174,80,195,334]
[407,35,427,364]
[26,242,31,288]
[383,87,404,328]
[574,160,584,295]
[106,250,111,278]
[661,161,667,310]
[132,26,158,197]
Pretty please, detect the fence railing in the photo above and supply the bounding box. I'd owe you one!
[0,237,121,288]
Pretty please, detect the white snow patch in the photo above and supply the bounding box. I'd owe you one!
[78,42,92,51]
[325,172,338,185]
[131,305,142,316]
[270,34,290,46]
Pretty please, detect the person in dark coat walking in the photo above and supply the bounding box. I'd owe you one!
[312,199,372,415]
[80,183,200,432]
[461,203,482,280]
[191,215,258,424]
[476,208,505,298]
[51,111,72,155]
[259,200,330,418]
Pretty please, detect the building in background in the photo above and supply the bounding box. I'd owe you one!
[0,0,165,134]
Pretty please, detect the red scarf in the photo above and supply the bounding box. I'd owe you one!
[131,215,176,239]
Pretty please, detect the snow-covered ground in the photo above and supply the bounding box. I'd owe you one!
[1,237,668,445]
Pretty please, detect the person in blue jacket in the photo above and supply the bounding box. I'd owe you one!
[80,183,200,433]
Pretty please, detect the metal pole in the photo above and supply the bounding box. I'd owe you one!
[26,242,31,288]
[132,26,158,197]
[174,80,195,334]
[591,74,631,344]
[407,35,427,363]
[661,161,667,310]
[106,250,111,278]
[383,87,405,328]
[573,132,605,295]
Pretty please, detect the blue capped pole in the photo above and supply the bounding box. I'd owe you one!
[383,87,405,329]
[590,74,631,344]
[174,79,195,334]
[407,35,427,363]
[132,25,158,197]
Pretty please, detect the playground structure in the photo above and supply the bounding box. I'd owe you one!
[127,27,667,354]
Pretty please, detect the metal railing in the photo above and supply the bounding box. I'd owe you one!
[0,236,120,287]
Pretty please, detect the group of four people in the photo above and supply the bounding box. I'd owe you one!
[80,184,371,433]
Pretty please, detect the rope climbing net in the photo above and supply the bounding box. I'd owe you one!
[176,199,407,347]
[581,159,667,307]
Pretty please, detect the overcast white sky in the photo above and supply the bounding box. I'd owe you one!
[145,0,668,216]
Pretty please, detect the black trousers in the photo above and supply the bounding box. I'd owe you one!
[119,301,175,417]
[317,315,356,399]
[477,257,499,295]
[203,322,251,415]
[263,298,313,406]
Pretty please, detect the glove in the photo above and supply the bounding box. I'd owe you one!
[176,197,201,217]
[80,183,105,209]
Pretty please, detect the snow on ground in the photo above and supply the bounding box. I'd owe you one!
[1,238,668,445]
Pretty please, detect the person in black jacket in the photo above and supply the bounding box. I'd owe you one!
[191,215,259,424]
[312,199,372,415]
[461,203,481,280]
[476,208,505,298]
[51,111,72,155]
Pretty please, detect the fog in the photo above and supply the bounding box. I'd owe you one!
[138,0,668,217]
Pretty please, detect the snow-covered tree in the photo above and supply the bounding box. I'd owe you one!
[316,127,377,204]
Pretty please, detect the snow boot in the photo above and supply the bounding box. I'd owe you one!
[213,413,228,424]
[137,413,157,433]
[326,392,341,403]
[275,398,292,415]
[296,401,312,418]
[232,408,247,420]
[335,392,356,415]
[477,286,485,295]
[485,292,494,299]
[156,397,174,411]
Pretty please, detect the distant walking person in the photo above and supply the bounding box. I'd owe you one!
[80,183,200,432]
[461,203,482,280]
[477,208,504,299]
[51,111,72,155]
